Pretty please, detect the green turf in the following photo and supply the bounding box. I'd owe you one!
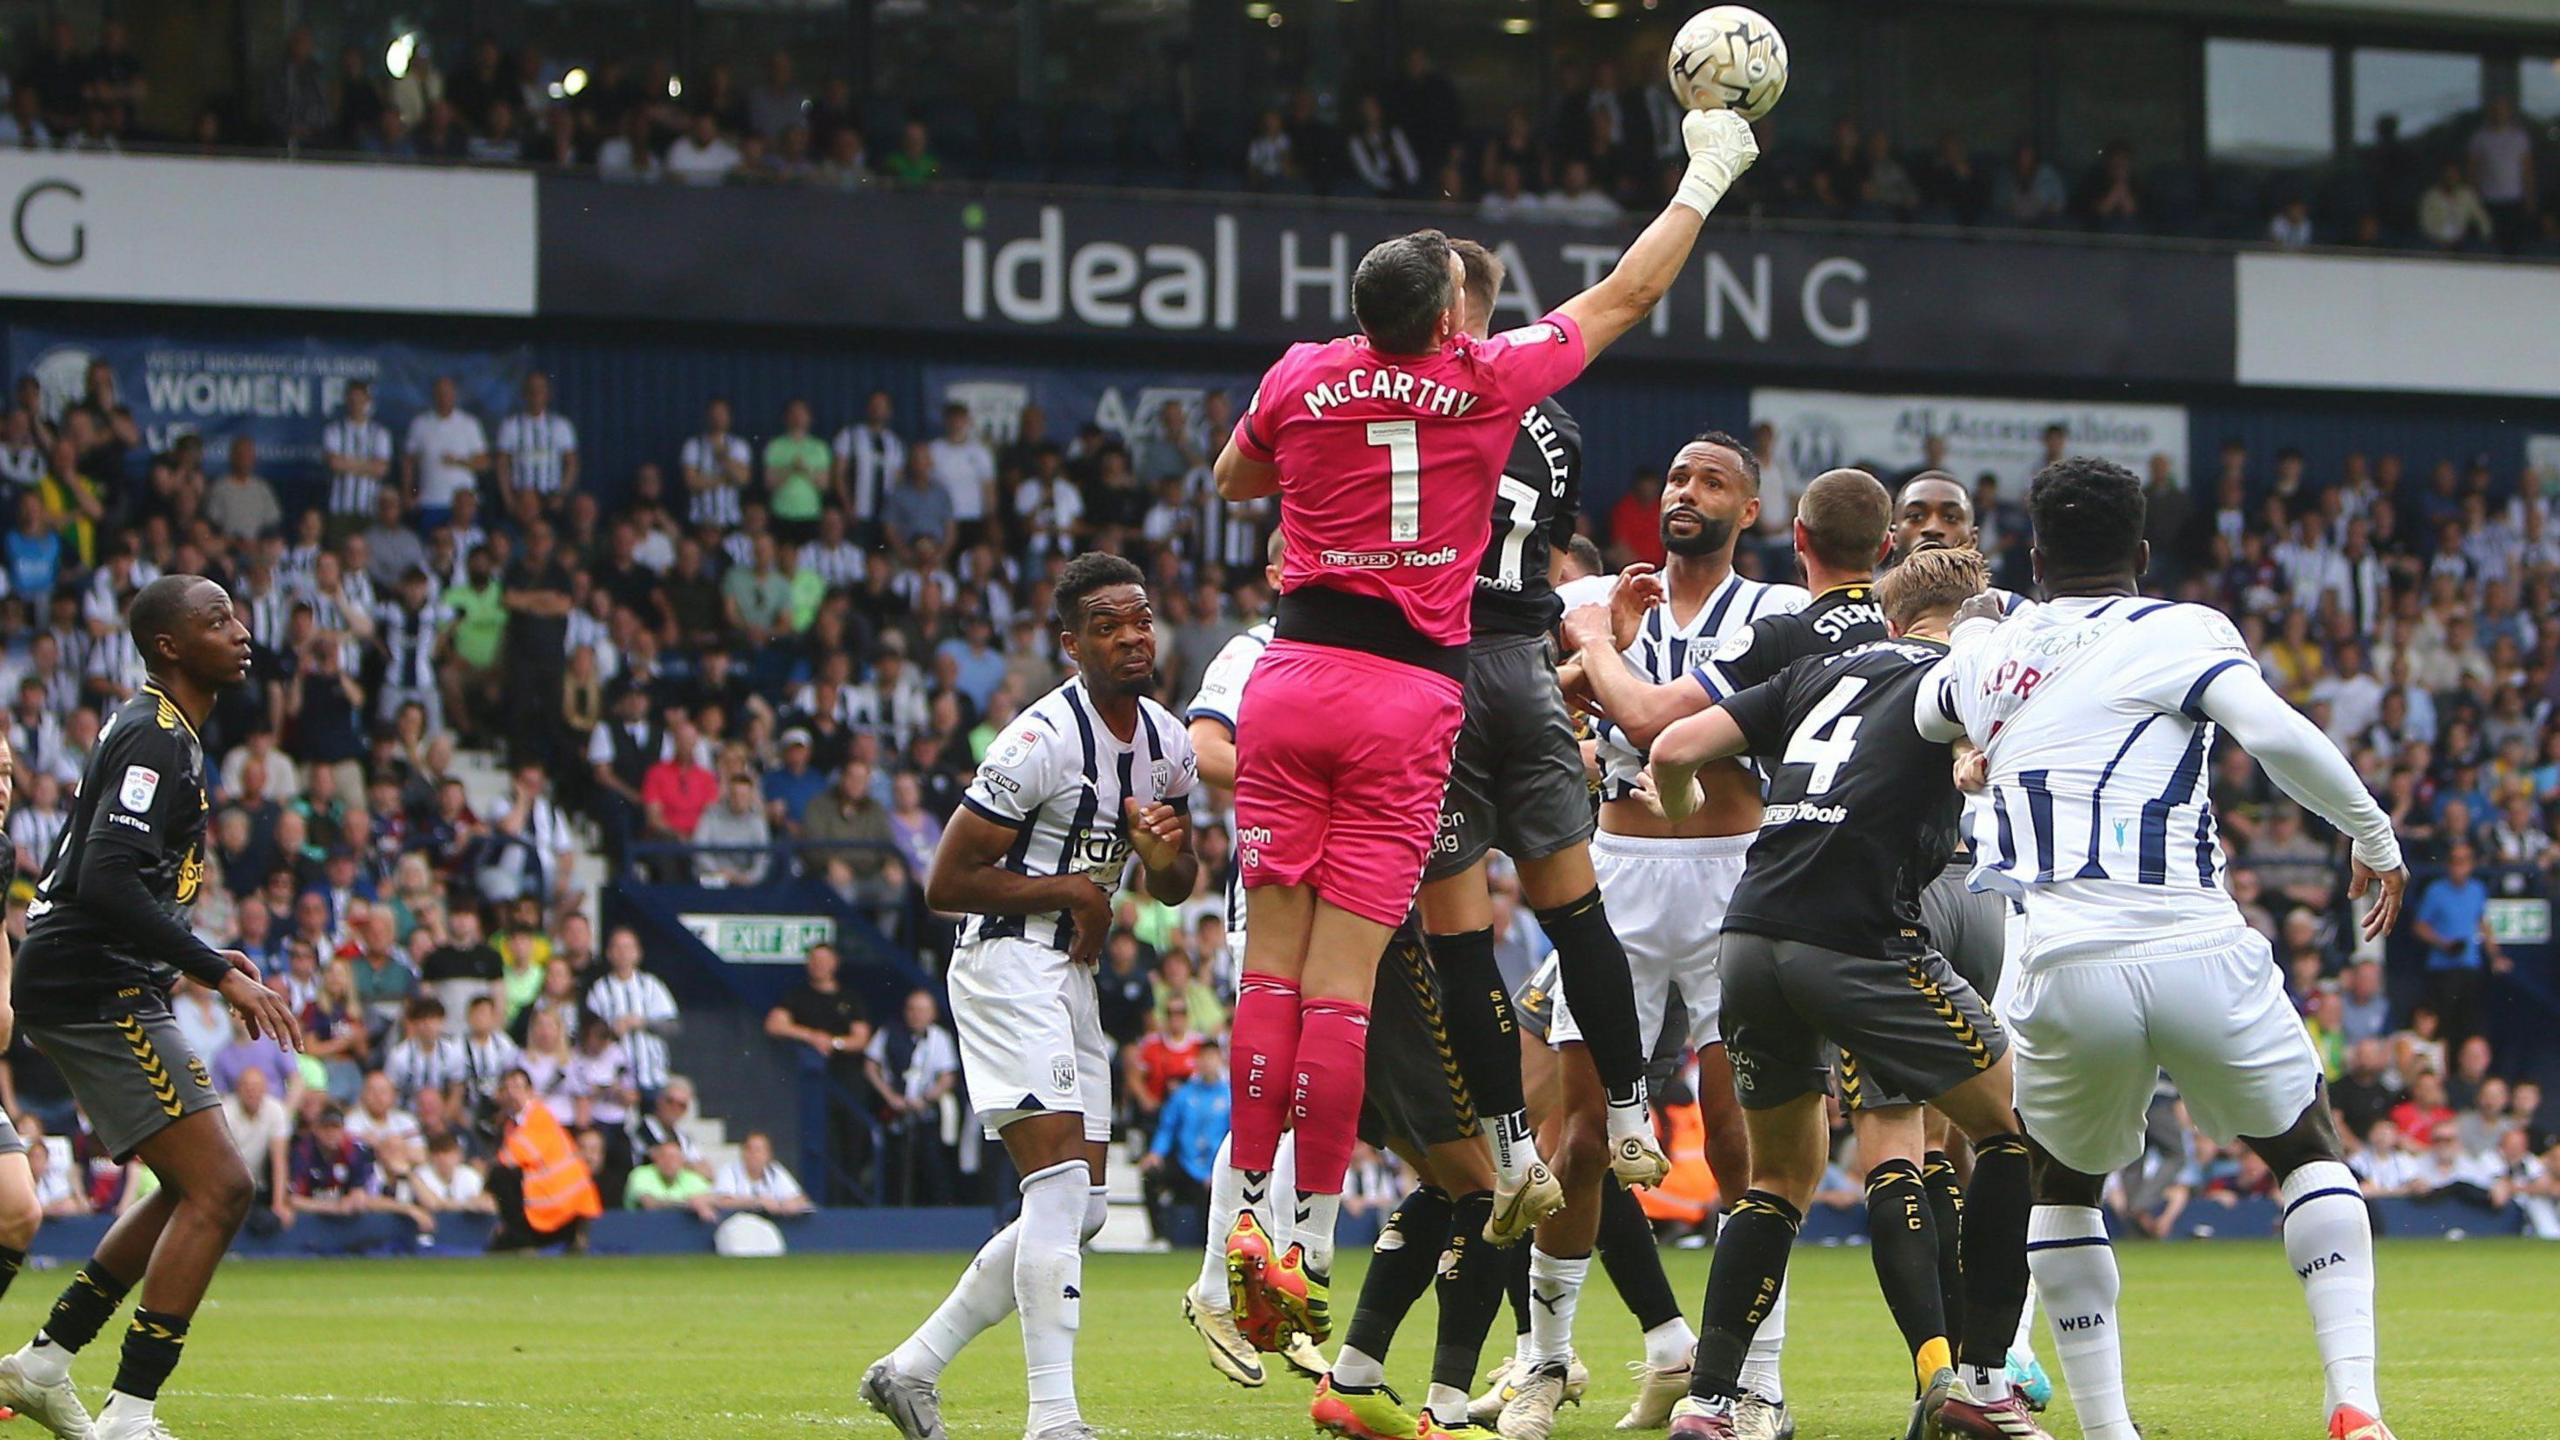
[32,1239,2551,1437]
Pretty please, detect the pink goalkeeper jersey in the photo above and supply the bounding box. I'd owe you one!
[1232,314,1588,649]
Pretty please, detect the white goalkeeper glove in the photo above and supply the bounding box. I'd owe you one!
[1671,109,1759,219]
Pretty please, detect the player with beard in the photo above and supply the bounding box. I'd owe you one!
[1888,471,2052,1411]
[1482,434,1806,1440]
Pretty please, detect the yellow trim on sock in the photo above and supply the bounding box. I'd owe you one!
[1915,1338,1952,1388]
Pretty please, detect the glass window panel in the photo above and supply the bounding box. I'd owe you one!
[1883,7,2032,154]
[2528,55,2560,125]
[2352,47,2480,146]
[2054,19,2192,171]
[874,0,1021,103]
[2206,37,2333,162]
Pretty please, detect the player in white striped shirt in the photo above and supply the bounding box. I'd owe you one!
[681,397,753,530]
[868,553,1198,1440]
[495,372,579,513]
[1919,458,2408,1440]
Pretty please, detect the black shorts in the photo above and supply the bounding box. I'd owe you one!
[1425,635,1595,882]
[1718,931,2007,1114]
[1360,922,1480,1152]
[1918,858,2009,999]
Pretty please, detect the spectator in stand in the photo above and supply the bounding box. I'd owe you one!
[1917,132,1986,224]
[880,120,939,185]
[923,404,996,550]
[1130,995,1207,1128]
[1543,158,1623,226]
[2412,841,2505,1044]
[1858,128,1920,220]
[2268,196,2314,250]
[2391,1070,2457,1149]
[2332,1038,2402,1138]
[666,110,741,185]
[2076,141,2144,231]
[626,1136,719,1220]
[205,437,284,542]
[1245,109,1297,192]
[586,926,679,1102]
[269,25,332,146]
[1478,162,1544,223]
[413,1133,495,1217]
[1143,1044,1228,1240]
[2468,96,2535,252]
[496,370,579,516]
[292,1103,438,1235]
[713,1131,812,1217]
[403,377,490,530]
[1345,95,1421,198]
[1609,469,1668,568]
[884,447,957,553]
[384,994,469,1108]
[597,109,662,182]
[2420,162,2494,251]
[1993,139,2068,227]
[767,942,876,1203]
[223,1065,297,1236]
[831,390,905,542]
[2351,1118,2425,1197]
[867,989,958,1206]
[694,772,775,886]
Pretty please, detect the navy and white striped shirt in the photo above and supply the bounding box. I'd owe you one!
[681,433,751,529]
[373,598,449,690]
[1569,569,1809,801]
[957,679,1198,952]
[496,411,578,496]
[584,970,680,1092]
[1929,597,2256,963]
[323,417,394,517]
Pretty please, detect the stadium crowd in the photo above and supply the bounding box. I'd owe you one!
[3,316,2559,1238]
[4,21,2557,254]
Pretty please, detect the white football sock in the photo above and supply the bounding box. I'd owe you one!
[1488,1111,1540,1187]
[1605,1084,1654,1149]
[2279,1160,2380,1417]
[1197,1138,1246,1310]
[1525,1247,1589,1367]
[1731,1214,1787,1404]
[1331,1343,1387,1389]
[1964,1363,2014,1403]
[892,1220,1021,1381]
[1425,1382,1471,1419]
[2026,1205,2136,1440]
[1643,1317,1696,1372]
[99,1393,151,1424]
[1272,1131,1300,1252]
[1016,1159,1090,1434]
[1296,1189,1343,1276]
[2011,1277,2041,1364]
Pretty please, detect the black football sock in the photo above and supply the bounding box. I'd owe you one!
[1432,1191,1509,1396]
[1688,1190,1800,1403]
[1922,1149,1968,1347]
[1597,1182,1683,1331]
[1958,1134,2035,1376]
[1423,929,1527,1119]
[1342,1186,1455,1364]
[1864,1158,1953,1387]
[1535,890,1645,1098]
[39,1260,132,1354]
[109,1309,187,1402]
[1506,1239,1533,1338]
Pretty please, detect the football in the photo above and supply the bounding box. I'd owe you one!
[1667,5,1789,121]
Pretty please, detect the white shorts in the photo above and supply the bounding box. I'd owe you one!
[1546,831,1753,1054]
[2008,926,2319,1175]
[948,936,1114,1142]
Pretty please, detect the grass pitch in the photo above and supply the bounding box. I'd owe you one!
[60,1239,2554,1437]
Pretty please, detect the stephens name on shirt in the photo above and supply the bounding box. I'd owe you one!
[1300,369,1482,419]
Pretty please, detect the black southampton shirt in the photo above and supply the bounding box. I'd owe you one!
[1471,398,1583,640]
[1720,639,1961,960]
[1688,582,1888,702]
[18,684,217,1022]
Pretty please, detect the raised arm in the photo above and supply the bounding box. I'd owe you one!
[1553,110,1758,358]
[1642,705,1751,821]
[1560,604,1713,750]
[2195,662,2407,938]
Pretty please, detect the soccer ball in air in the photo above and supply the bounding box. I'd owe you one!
[1667,6,1788,122]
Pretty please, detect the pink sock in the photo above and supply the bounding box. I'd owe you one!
[1287,997,1372,1194]
[1227,972,1302,1171]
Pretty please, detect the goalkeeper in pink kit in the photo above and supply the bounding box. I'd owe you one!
[1211,106,1763,1342]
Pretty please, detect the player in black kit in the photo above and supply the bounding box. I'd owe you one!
[1640,549,2047,1440]
[1414,240,1665,1260]
[0,576,302,1440]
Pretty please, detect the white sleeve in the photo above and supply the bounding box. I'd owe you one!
[769,1163,806,1201]
[2127,605,2257,717]
[2195,662,2404,875]
[1162,716,1200,801]
[960,717,1062,828]
[1913,655,1968,744]
[645,976,679,1022]
[559,418,578,452]
[1184,636,1261,730]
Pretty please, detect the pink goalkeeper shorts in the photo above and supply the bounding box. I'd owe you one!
[1233,640,1465,929]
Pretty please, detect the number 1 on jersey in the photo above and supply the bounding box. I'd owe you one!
[1366,420,1421,543]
